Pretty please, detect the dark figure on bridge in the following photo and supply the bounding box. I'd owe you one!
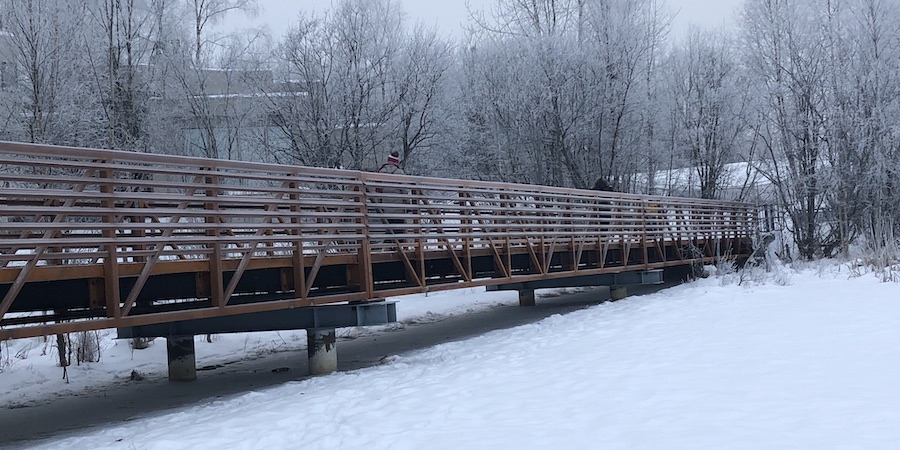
[590,177,616,245]
[591,177,614,192]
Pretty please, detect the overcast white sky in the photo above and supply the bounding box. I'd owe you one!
[230,0,744,40]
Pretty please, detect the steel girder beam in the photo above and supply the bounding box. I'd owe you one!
[118,301,396,338]
[486,269,664,291]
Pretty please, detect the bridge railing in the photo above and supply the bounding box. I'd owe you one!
[0,142,757,339]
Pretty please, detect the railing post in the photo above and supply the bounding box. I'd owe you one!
[640,199,648,268]
[205,172,224,308]
[358,174,374,299]
[129,171,149,264]
[565,199,576,271]
[414,188,425,285]
[289,180,307,302]
[503,193,512,273]
[460,190,473,280]
[101,165,121,319]
[536,194,546,273]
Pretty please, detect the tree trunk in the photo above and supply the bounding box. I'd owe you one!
[56,333,69,368]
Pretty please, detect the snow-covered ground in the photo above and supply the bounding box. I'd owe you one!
[6,262,900,449]
[0,286,520,409]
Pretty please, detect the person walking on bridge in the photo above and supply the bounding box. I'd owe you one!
[591,177,616,240]
[377,150,404,175]
[373,151,409,246]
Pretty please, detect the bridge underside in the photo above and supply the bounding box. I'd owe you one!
[117,301,398,339]
[1,236,746,340]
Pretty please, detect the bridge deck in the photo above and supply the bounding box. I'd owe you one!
[0,142,757,340]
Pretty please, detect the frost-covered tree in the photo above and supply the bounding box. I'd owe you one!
[822,0,900,254]
[391,24,454,174]
[273,0,404,169]
[670,29,750,200]
[456,0,671,189]
[740,0,900,258]
[271,0,451,171]
[81,0,158,150]
[188,0,257,62]
[586,0,671,191]
[0,0,98,145]
[742,0,832,259]
[143,0,265,159]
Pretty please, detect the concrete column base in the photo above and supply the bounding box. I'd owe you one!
[518,288,536,307]
[166,335,197,381]
[307,328,338,375]
[610,286,628,301]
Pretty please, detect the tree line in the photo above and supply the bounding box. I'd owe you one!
[1,0,899,260]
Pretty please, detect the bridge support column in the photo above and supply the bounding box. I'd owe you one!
[610,286,628,301]
[307,328,338,375]
[166,335,196,381]
[518,288,536,307]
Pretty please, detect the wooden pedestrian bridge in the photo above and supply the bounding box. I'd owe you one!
[0,141,756,375]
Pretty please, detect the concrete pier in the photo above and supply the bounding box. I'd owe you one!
[307,328,338,375]
[166,335,197,381]
[518,288,536,307]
